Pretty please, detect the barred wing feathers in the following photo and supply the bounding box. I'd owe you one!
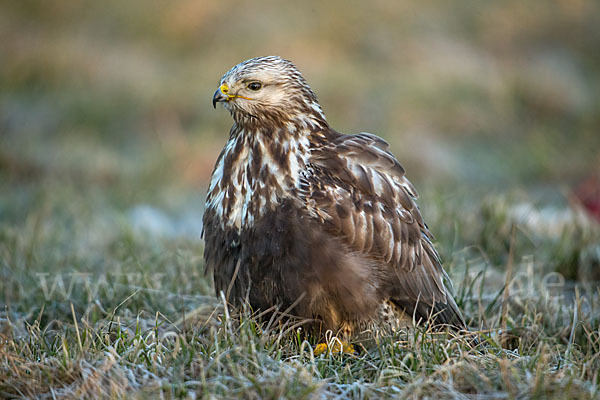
[301,132,465,327]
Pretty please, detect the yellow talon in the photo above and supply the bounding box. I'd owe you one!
[314,341,355,356]
[343,343,355,354]
[314,343,328,355]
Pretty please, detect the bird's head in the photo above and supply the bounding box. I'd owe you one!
[212,56,326,126]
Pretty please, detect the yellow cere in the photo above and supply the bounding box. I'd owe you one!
[219,84,229,95]
[219,83,253,101]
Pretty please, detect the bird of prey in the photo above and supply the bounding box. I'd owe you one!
[203,56,466,341]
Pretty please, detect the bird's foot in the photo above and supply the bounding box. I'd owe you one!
[314,341,355,356]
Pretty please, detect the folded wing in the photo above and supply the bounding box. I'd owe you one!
[300,131,465,328]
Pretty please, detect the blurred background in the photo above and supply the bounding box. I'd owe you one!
[1,0,600,295]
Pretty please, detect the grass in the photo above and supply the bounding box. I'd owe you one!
[1,174,600,399]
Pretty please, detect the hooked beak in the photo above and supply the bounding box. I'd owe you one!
[212,87,228,109]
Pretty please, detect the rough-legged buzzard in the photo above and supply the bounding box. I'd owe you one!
[203,56,466,340]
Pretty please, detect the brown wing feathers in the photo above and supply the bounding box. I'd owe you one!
[304,130,465,328]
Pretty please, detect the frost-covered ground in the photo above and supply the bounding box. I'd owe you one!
[2,1,600,398]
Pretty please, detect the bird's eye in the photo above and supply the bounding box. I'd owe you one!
[247,82,262,91]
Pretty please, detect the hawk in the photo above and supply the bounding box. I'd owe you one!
[203,56,466,340]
